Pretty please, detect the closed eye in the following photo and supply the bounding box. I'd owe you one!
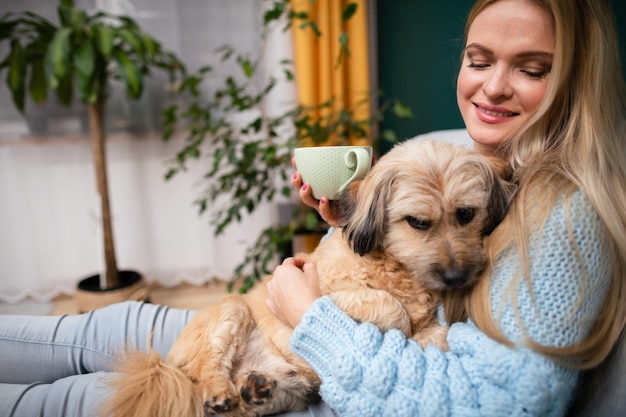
[456,207,475,225]
[407,216,432,231]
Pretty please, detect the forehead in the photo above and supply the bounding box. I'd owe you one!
[467,0,555,56]
[386,161,490,220]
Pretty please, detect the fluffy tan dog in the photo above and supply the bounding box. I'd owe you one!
[104,139,515,417]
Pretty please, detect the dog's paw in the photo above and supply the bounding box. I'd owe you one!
[201,380,239,416]
[414,324,449,351]
[204,395,236,415]
[240,373,276,406]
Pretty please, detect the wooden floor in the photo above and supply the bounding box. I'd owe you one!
[50,280,232,315]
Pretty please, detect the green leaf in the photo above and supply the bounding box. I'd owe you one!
[7,39,25,92]
[0,18,19,42]
[6,39,26,111]
[393,101,413,119]
[118,16,139,31]
[28,59,48,104]
[68,8,87,31]
[217,45,234,62]
[309,21,321,37]
[57,4,84,29]
[382,129,399,143]
[164,167,177,180]
[342,3,358,21]
[335,32,350,69]
[55,74,73,106]
[263,2,284,25]
[112,48,143,98]
[45,27,72,81]
[74,39,95,76]
[239,58,254,78]
[139,31,158,57]
[92,24,114,57]
[74,70,90,102]
[305,211,319,229]
[118,28,144,55]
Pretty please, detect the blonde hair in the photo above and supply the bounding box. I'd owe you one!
[445,0,626,370]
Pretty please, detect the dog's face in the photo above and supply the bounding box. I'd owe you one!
[338,139,515,291]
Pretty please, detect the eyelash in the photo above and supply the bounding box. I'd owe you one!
[467,62,548,79]
[521,70,547,79]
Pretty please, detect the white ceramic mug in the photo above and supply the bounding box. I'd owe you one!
[293,146,373,200]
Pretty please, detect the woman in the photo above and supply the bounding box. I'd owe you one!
[0,0,624,416]
[267,0,626,415]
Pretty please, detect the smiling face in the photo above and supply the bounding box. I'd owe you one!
[457,0,555,155]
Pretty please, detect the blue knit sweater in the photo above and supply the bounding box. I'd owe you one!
[290,189,611,417]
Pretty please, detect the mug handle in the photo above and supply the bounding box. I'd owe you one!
[339,148,371,192]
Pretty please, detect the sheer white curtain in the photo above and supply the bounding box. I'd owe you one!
[0,0,297,302]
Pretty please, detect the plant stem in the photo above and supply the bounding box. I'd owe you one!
[88,100,120,289]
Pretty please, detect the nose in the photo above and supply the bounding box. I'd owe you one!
[483,67,513,99]
[442,267,470,288]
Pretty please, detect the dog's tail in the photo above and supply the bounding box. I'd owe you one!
[101,348,203,417]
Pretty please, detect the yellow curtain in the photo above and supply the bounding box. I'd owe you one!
[291,0,371,146]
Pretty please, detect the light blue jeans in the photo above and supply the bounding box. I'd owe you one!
[0,301,334,417]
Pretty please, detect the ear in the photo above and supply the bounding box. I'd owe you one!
[481,157,517,235]
[337,171,392,256]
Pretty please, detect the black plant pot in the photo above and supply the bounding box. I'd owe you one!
[75,270,150,313]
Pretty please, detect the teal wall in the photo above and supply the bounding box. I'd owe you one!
[377,1,626,148]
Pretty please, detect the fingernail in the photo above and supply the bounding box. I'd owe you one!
[292,172,298,180]
[320,197,327,205]
[301,183,308,191]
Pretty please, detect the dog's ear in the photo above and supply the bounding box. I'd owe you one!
[481,157,517,235]
[338,170,392,256]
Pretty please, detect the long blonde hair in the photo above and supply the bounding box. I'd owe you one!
[445,0,626,370]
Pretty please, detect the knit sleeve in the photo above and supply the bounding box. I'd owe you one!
[291,297,577,417]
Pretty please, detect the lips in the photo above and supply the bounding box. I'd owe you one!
[473,103,519,123]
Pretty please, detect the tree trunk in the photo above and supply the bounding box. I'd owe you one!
[88,101,120,289]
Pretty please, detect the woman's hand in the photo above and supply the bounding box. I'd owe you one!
[291,157,341,227]
[266,257,322,328]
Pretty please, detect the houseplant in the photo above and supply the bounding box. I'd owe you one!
[163,0,411,292]
[0,0,185,310]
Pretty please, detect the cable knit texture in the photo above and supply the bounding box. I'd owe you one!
[290,189,611,417]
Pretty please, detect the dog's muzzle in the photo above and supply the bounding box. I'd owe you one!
[441,268,470,288]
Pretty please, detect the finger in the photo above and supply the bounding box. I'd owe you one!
[291,156,297,170]
[319,198,340,227]
[302,262,317,274]
[291,171,303,189]
[279,258,305,272]
[281,257,296,266]
[291,258,306,269]
[301,262,321,286]
[299,183,320,209]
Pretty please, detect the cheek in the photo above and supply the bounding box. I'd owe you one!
[456,67,479,115]
[456,66,482,107]
[456,68,472,105]
[517,81,548,113]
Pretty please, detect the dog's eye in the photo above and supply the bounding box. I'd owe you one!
[456,207,475,225]
[406,216,431,231]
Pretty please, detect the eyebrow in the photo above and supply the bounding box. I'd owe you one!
[464,43,553,60]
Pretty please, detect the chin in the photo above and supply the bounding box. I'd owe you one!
[466,124,513,150]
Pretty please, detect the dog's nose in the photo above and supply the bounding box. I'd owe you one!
[442,268,469,288]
